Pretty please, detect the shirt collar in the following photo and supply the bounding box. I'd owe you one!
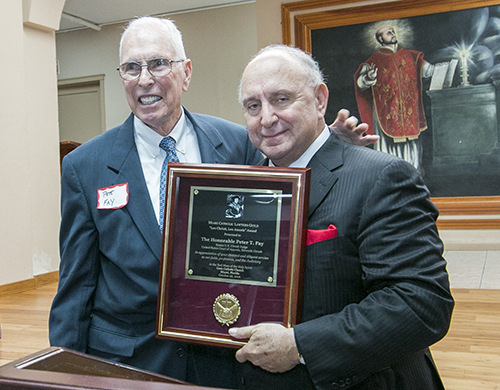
[133,109,188,157]
[269,125,330,168]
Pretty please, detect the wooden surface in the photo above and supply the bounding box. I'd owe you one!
[0,284,56,366]
[430,289,500,389]
[0,283,499,389]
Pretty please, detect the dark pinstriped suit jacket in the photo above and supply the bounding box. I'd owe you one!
[238,133,454,390]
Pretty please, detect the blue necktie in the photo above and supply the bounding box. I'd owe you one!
[159,136,179,232]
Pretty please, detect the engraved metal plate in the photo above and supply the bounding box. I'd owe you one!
[186,186,281,286]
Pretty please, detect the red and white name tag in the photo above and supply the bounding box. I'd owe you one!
[97,183,129,209]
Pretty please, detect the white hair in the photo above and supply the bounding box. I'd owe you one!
[119,16,187,61]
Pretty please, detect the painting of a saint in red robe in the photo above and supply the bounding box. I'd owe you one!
[311,8,500,197]
[354,26,432,174]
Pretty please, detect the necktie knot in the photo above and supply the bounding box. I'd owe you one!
[159,136,180,163]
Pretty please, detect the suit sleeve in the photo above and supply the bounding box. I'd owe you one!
[49,155,100,352]
[244,134,264,165]
[293,159,454,389]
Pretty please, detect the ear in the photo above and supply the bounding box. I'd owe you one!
[182,59,193,92]
[315,83,329,117]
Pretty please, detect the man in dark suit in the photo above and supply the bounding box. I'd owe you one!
[48,17,371,389]
[230,45,454,389]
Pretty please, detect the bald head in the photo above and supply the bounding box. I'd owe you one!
[239,45,329,167]
[239,45,324,104]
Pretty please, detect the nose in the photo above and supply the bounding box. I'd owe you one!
[137,66,155,86]
[260,101,278,128]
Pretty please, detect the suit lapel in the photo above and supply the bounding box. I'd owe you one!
[307,134,344,218]
[184,109,227,164]
[107,114,163,261]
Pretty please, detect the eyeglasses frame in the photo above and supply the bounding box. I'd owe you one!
[117,57,185,81]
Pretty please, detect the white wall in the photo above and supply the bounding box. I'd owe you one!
[0,0,63,286]
[0,0,32,285]
[24,27,63,276]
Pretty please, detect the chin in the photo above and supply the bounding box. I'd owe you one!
[265,151,289,166]
[137,111,161,125]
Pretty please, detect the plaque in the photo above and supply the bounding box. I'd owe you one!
[156,163,310,348]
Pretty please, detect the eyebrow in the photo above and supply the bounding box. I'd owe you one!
[269,90,294,99]
[242,90,295,105]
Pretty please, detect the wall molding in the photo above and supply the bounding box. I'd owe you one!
[0,271,58,297]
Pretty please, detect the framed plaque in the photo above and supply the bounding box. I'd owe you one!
[156,163,310,348]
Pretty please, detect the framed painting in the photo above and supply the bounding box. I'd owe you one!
[282,0,500,229]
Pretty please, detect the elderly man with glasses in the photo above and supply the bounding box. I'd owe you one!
[49,16,374,389]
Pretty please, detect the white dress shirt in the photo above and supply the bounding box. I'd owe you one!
[134,109,202,223]
[269,125,330,168]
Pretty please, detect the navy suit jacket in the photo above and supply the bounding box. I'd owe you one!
[237,133,454,390]
[49,109,262,388]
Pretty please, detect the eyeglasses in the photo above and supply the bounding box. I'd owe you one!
[117,58,184,81]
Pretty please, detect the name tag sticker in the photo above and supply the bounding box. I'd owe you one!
[97,183,129,209]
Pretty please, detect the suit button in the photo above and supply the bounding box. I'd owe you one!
[176,348,185,357]
[339,379,345,388]
[346,378,351,386]
[331,383,338,389]
[352,375,359,383]
[240,377,246,385]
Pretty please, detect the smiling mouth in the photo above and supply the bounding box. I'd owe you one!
[139,96,161,105]
[263,128,287,138]
[261,131,288,146]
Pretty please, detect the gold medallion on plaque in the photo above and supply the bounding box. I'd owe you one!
[213,293,241,326]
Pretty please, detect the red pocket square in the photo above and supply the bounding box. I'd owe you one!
[306,224,338,245]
